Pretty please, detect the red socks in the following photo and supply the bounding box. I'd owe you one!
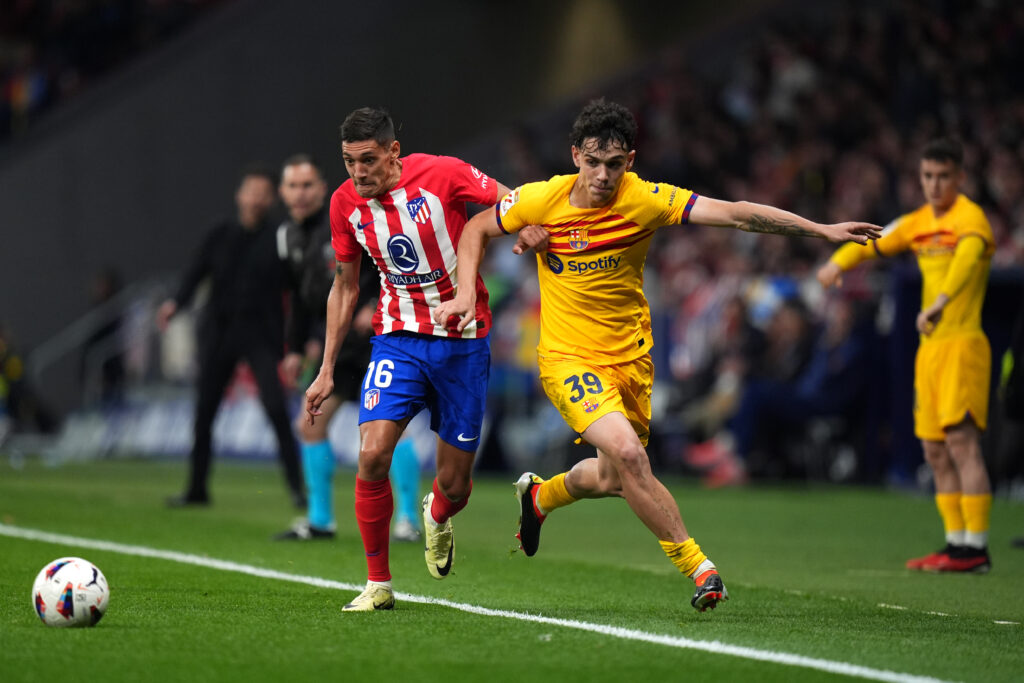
[354,477,393,582]
[428,478,472,524]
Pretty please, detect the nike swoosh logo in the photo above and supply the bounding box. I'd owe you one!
[432,545,453,577]
[651,186,660,193]
[457,433,478,442]
[357,221,374,230]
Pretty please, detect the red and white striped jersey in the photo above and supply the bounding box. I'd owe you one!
[330,153,497,338]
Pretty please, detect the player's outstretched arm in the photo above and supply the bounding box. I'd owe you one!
[305,258,361,425]
[433,208,506,332]
[689,197,882,244]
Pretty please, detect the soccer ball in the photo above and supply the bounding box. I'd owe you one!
[31,557,109,627]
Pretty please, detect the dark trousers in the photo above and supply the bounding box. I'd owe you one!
[185,324,303,501]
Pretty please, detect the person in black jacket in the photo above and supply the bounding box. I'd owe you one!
[273,154,392,540]
[158,164,305,508]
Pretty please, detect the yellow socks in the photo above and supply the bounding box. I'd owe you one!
[535,473,576,516]
[935,492,965,546]
[660,538,712,578]
[961,493,992,549]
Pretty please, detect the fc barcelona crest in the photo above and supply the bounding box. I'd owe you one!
[569,227,589,250]
[364,388,380,411]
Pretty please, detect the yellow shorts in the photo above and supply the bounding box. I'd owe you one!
[913,332,990,441]
[537,353,653,446]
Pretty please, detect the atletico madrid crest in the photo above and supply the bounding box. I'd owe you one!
[407,196,432,224]
[569,227,589,250]
[364,388,380,411]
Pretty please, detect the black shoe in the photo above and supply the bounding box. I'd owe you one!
[514,472,546,557]
[273,518,335,541]
[166,492,210,508]
[691,570,729,612]
[1012,536,1024,550]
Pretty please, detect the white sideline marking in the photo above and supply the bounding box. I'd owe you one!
[1,523,957,683]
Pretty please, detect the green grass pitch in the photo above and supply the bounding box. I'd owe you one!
[1,457,1022,682]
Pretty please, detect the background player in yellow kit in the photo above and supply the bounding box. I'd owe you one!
[818,138,994,573]
[434,99,882,612]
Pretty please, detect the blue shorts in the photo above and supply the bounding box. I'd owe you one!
[358,332,490,451]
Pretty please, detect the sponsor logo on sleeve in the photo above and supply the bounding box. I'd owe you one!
[470,166,490,190]
[499,188,521,217]
[668,187,678,206]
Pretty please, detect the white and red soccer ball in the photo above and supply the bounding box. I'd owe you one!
[31,557,109,627]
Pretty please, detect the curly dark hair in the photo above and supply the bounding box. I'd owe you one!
[922,137,963,167]
[340,107,395,146]
[570,98,637,152]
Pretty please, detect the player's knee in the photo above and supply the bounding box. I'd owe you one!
[296,416,326,442]
[944,424,978,456]
[614,442,650,476]
[358,443,392,480]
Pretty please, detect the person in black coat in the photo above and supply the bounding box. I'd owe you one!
[158,164,304,508]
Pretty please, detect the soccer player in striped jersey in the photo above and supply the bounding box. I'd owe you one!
[818,138,994,573]
[434,99,881,612]
[304,107,544,611]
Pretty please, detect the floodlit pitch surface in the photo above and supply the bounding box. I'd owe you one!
[1,459,1021,682]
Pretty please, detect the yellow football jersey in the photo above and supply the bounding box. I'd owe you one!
[832,194,993,340]
[496,172,697,362]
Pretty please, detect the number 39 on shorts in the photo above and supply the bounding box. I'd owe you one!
[364,359,394,389]
[564,372,604,403]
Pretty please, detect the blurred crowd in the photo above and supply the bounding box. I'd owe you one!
[0,0,230,142]
[4,1,1023,489]
[480,0,1024,486]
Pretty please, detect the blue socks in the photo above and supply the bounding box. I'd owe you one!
[390,438,420,523]
[302,440,336,529]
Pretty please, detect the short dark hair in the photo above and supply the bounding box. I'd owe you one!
[239,162,277,187]
[340,107,395,146]
[281,153,324,180]
[570,98,637,152]
[921,137,963,167]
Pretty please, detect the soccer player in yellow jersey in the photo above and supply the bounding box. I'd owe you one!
[433,99,882,612]
[818,138,994,573]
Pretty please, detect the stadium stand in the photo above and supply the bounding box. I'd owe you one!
[7,1,1023,491]
[0,0,232,142]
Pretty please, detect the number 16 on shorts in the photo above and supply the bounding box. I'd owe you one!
[363,359,393,411]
